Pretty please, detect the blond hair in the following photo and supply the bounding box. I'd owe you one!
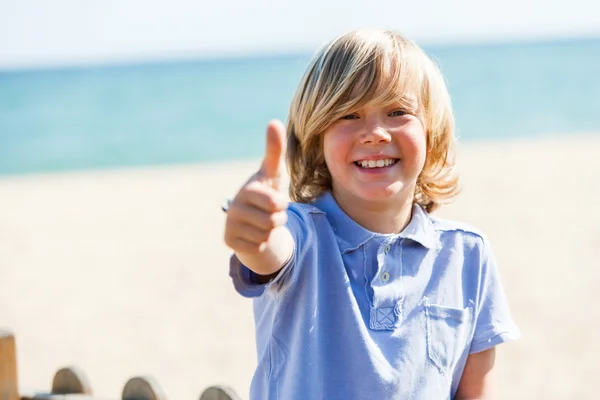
[286,29,459,212]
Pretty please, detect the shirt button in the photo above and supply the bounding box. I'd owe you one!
[381,271,390,282]
[384,244,391,253]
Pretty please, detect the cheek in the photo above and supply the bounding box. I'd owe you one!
[322,133,337,182]
[400,125,428,167]
[323,130,349,168]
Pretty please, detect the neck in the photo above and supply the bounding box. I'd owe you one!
[331,189,414,234]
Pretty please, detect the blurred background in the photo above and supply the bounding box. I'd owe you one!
[1,0,600,175]
[1,1,599,399]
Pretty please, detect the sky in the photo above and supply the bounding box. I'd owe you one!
[1,0,600,69]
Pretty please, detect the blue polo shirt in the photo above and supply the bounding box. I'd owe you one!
[230,191,520,400]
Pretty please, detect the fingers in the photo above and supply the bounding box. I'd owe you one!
[228,203,288,232]
[259,120,287,189]
[224,120,290,254]
[239,180,288,212]
[224,213,288,253]
[227,217,285,246]
[224,235,268,254]
[223,180,289,254]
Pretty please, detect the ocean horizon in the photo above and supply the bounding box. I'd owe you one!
[1,37,599,176]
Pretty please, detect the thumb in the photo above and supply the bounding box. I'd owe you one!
[259,120,287,187]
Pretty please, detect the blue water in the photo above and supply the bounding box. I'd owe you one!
[1,38,599,176]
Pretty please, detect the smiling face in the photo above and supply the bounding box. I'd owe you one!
[323,101,427,206]
[287,30,458,211]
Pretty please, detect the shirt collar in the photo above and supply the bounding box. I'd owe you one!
[312,192,440,253]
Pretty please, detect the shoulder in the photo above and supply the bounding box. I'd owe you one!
[429,215,491,255]
[288,201,325,217]
[285,201,330,240]
[287,201,327,227]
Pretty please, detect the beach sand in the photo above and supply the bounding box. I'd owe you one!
[1,134,598,399]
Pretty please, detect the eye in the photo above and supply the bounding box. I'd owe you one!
[389,109,408,117]
[340,113,359,120]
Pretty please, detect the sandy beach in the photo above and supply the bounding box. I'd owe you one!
[1,133,599,400]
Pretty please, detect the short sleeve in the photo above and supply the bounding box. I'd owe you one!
[470,238,521,354]
[229,203,314,298]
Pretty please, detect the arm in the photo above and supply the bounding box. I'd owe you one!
[223,120,293,278]
[456,235,520,399]
[455,347,496,400]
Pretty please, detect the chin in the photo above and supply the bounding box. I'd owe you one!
[352,183,406,202]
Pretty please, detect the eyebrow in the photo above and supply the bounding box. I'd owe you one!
[397,90,421,107]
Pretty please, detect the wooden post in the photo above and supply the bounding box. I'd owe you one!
[0,330,18,400]
[51,367,92,395]
[122,376,166,400]
[199,386,241,400]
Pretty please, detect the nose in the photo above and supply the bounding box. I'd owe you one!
[360,122,391,145]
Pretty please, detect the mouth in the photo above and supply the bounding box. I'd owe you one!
[353,158,400,169]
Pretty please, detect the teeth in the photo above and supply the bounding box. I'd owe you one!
[358,159,396,168]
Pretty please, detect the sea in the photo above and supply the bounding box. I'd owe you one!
[0,37,599,176]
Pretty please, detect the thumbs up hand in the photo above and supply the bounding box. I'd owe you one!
[224,121,293,275]
[258,120,287,191]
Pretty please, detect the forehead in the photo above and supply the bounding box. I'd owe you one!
[344,67,422,111]
[335,44,424,110]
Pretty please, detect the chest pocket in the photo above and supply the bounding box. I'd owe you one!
[424,302,473,374]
